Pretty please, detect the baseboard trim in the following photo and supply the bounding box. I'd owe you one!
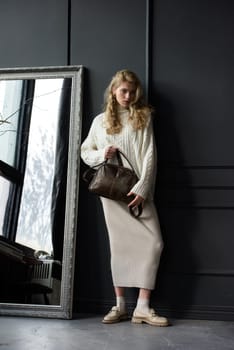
[73,297,234,321]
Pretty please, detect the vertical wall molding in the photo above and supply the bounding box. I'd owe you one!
[67,0,71,65]
[145,0,153,101]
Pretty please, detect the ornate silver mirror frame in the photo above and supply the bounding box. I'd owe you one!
[0,66,83,318]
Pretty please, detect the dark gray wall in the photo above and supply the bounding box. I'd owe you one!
[71,0,147,120]
[0,0,68,67]
[152,0,234,320]
[0,0,234,320]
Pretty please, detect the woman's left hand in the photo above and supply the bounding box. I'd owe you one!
[104,145,118,159]
[127,192,144,208]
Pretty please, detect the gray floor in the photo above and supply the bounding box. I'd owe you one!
[0,314,234,350]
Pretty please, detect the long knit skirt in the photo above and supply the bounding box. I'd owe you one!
[100,197,164,290]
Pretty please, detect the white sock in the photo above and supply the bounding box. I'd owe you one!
[136,298,150,314]
[116,296,126,312]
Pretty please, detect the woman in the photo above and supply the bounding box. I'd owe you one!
[81,70,169,327]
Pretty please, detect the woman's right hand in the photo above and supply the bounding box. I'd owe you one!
[104,146,118,159]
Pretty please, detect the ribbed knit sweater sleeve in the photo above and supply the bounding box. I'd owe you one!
[80,116,106,166]
[130,117,157,200]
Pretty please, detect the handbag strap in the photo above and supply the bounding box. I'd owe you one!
[129,203,143,218]
[116,150,136,172]
[116,151,143,218]
[85,149,135,171]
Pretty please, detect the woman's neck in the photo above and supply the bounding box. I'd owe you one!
[117,105,129,113]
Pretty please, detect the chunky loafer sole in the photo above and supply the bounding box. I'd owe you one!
[102,313,129,324]
[131,316,169,327]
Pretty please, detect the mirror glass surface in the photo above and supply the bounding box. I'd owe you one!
[0,66,83,318]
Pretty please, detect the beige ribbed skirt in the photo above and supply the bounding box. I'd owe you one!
[100,197,164,290]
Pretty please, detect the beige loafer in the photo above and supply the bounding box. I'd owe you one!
[132,308,169,327]
[102,306,129,324]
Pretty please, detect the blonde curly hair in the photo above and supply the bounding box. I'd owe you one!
[103,70,153,134]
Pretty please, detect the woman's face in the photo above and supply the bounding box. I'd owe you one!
[113,81,136,108]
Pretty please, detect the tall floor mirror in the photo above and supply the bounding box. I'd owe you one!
[0,66,83,318]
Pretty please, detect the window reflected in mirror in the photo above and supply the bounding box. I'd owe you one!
[0,177,11,236]
[0,80,22,166]
[16,79,63,254]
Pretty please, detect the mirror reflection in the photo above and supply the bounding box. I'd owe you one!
[0,77,71,306]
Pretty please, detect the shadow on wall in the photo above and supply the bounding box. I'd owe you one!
[150,84,199,318]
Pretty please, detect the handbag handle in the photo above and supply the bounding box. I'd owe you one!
[129,203,143,218]
[116,150,136,172]
[116,150,143,219]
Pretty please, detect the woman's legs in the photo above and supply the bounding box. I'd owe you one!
[138,288,151,299]
[114,287,151,313]
[136,288,151,313]
[115,287,151,298]
[114,287,151,311]
[114,286,126,312]
[114,286,125,297]
[115,287,125,297]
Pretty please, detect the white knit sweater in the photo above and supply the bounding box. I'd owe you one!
[81,109,157,200]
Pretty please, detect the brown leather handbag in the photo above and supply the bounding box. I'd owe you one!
[82,150,143,218]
